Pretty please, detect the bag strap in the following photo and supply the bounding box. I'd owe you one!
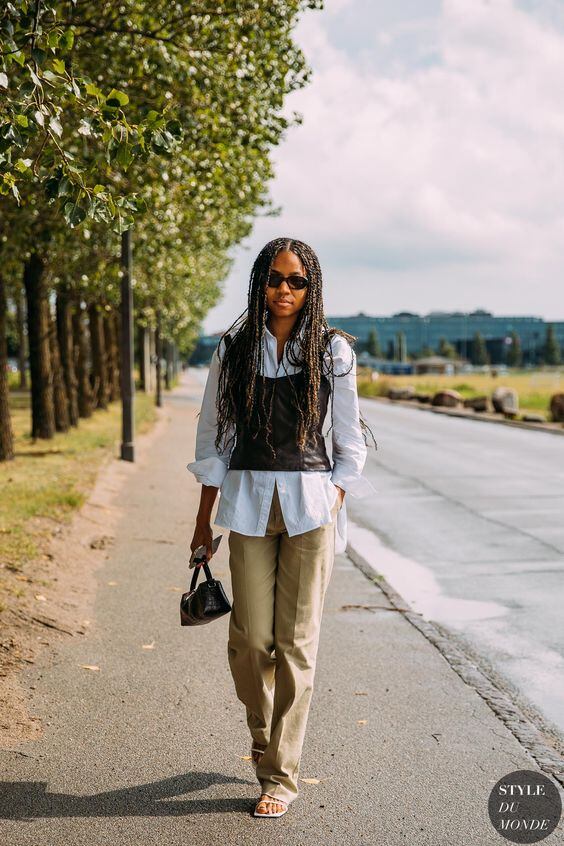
[189,560,215,592]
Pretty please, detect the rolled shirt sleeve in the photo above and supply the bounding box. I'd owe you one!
[327,336,377,498]
[186,339,234,488]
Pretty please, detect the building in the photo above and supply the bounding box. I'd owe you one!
[188,333,223,365]
[413,355,466,375]
[356,352,413,374]
[190,310,564,366]
[326,310,563,365]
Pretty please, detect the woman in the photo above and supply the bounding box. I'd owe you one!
[187,236,376,818]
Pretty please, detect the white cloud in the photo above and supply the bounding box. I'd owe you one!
[205,0,564,332]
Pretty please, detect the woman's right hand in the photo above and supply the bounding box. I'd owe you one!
[190,520,214,563]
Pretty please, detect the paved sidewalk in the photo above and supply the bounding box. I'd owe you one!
[0,369,562,845]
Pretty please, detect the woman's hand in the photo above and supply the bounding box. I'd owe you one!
[190,519,214,563]
[190,484,220,563]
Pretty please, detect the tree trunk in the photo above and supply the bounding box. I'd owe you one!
[104,307,120,402]
[49,312,70,432]
[88,302,108,410]
[173,343,179,379]
[148,327,156,392]
[0,274,14,461]
[56,287,79,426]
[137,322,145,391]
[155,312,162,408]
[72,299,93,418]
[164,339,171,390]
[112,309,121,399]
[15,289,27,390]
[23,253,55,439]
[112,308,121,360]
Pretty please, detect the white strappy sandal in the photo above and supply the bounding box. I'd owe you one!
[253,793,289,818]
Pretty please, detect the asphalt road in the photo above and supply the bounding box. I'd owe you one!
[0,370,561,845]
[351,396,564,738]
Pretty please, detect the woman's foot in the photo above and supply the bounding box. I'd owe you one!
[254,793,288,817]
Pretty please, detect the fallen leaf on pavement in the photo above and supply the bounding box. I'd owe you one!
[357,719,368,725]
[79,664,100,671]
[240,755,252,761]
[34,594,47,602]
[300,777,332,784]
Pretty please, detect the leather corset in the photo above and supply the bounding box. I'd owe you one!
[228,365,333,473]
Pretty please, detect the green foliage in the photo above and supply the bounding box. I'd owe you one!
[395,330,407,362]
[367,328,381,357]
[1,0,324,362]
[438,336,456,359]
[470,331,489,365]
[543,324,561,366]
[506,330,522,367]
[1,0,322,235]
[0,2,183,230]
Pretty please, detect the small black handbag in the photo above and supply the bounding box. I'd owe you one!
[180,559,232,626]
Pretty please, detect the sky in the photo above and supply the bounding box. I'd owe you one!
[203,0,564,334]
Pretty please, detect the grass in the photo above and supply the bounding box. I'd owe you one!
[357,369,563,418]
[0,379,162,571]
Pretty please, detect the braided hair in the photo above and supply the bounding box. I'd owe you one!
[215,236,377,460]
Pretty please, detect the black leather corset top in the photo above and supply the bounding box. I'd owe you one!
[228,368,333,472]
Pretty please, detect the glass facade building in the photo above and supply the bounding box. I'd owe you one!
[326,310,564,365]
[190,311,563,366]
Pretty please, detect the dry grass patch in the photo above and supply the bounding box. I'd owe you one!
[1,389,157,572]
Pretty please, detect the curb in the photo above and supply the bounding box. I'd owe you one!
[345,541,564,790]
[359,394,564,437]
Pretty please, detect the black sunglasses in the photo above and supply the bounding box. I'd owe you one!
[267,270,309,291]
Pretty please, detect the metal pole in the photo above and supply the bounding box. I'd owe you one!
[120,229,135,461]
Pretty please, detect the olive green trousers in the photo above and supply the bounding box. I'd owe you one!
[227,482,340,805]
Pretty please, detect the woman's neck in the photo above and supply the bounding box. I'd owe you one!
[266,313,298,341]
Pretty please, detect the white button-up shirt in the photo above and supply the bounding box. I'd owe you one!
[186,324,376,555]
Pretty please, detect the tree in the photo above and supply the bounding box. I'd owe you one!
[367,328,381,358]
[0,272,14,460]
[15,288,27,389]
[506,331,522,367]
[1,0,324,454]
[395,331,407,362]
[55,283,79,426]
[0,1,182,230]
[543,324,561,366]
[438,336,456,359]
[471,331,489,366]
